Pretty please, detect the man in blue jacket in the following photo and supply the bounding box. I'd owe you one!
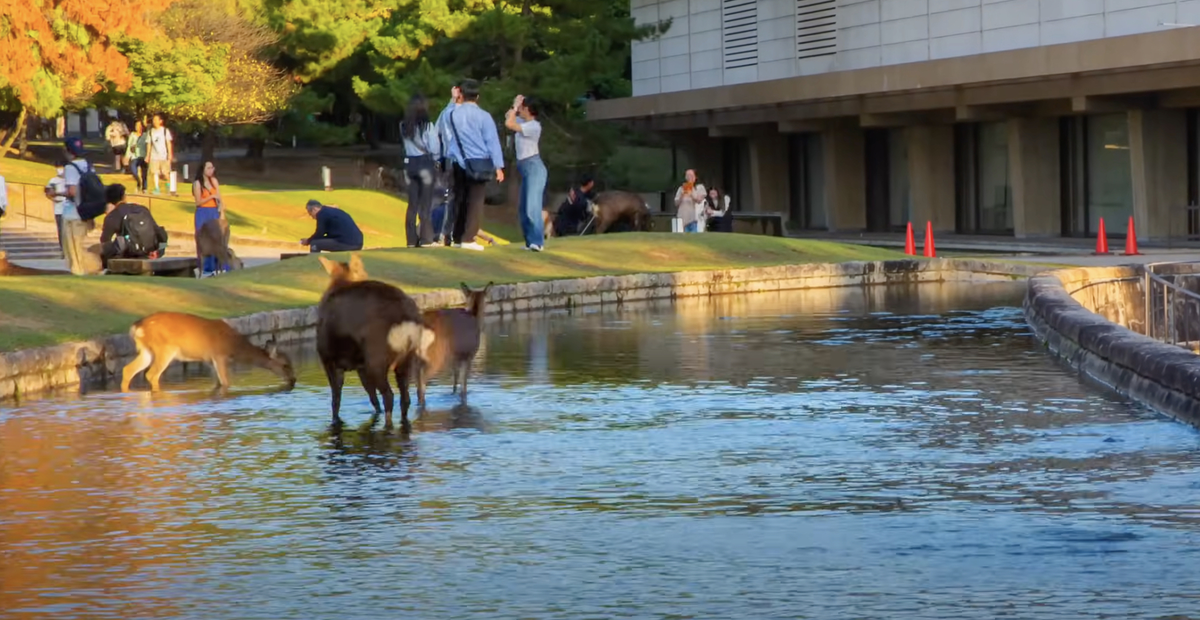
[441,79,505,251]
[301,199,364,253]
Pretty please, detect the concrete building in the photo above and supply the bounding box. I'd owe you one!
[587,0,1200,241]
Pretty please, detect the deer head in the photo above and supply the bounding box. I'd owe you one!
[263,338,297,388]
[460,281,494,318]
[317,253,369,290]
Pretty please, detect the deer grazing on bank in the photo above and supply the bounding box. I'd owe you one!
[316,253,435,430]
[196,215,243,276]
[417,282,493,407]
[120,312,296,392]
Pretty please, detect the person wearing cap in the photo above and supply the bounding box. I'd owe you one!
[57,137,99,274]
[301,199,363,253]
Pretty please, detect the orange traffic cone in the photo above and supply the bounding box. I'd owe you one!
[1094,218,1110,255]
[904,222,916,255]
[1123,216,1141,256]
[923,221,936,258]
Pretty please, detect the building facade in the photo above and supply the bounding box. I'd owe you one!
[587,0,1200,240]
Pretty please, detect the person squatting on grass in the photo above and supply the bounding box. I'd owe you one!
[99,183,169,269]
[401,94,442,248]
[441,79,504,251]
[505,94,547,252]
[301,199,364,253]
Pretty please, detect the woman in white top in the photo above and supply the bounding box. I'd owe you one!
[401,94,442,247]
[43,160,68,248]
[505,94,547,252]
[674,169,706,233]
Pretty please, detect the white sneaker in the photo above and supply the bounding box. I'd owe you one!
[529,244,543,252]
[460,242,485,251]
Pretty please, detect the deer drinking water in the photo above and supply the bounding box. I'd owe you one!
[417,282,492,407]
[316,254,435,430]
[120,312,296,392]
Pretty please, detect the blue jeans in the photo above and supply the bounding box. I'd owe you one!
[684,221,698,233]
[517,155,547,247]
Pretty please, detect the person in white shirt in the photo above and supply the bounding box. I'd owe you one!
[147,113,173,194]
[105,118,129,171]
[57,137,98,274]
[504,94,546,251]
[43,160,68,248]
[401,94,442,248]
[0,169,7,236]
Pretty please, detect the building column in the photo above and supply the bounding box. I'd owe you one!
[1009,117,1061,238]
[821,126,866,231]
[1129,109,1187,241]
[906,125,955,232]
[748,131,789,213]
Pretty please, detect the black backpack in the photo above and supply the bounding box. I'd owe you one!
[119,207,159,257]
[68,161,106,221]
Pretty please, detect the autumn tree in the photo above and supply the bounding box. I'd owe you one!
[0,0,175,156]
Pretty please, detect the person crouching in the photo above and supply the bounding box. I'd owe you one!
[98,184,169,269]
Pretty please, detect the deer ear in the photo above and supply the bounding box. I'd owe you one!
[460,282,472,297]
[317,255,336,275]
[265,338,278,358]
[483,281,494,295]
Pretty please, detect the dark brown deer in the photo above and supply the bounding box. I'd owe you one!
[196,215,243,276]
[417,282,493,407]
[120,312,296,391]
[316,256,435,430]
[588,190,654,234]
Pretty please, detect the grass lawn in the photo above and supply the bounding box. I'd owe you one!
[0,234,905,351]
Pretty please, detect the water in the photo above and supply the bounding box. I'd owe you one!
[3,281,1200,620]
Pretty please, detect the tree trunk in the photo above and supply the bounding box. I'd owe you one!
[246,137,266,158]
[17,118,29,159]
[0,107,28,158]
[201,126,218,163]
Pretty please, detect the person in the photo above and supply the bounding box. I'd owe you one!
[58,137,101,275]
[192,160,225,276]
[43,160,67,248]
[105,118,129,172]
[442,79,504,251]
[301,199,364,253]
[505,94,546,252]
[147,113,173,194]
[552,174,596,237]
[98,184,168,269]
[435,84,464,246]
[125,120,149,193]
[674,169,706,233]
[703,187,734,233]
[401,94,441,248]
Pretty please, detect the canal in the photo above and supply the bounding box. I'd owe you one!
[2,281,1199,619]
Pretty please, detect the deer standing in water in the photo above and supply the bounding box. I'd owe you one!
[316,253,435,430]
[417,282,493,407]
[120,312,296,392]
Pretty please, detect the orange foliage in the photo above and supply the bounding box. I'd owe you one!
[0,0,174,112]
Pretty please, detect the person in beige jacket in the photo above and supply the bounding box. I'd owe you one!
[673,169,707,232]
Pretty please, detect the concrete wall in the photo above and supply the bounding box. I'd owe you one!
[0,259,1039,402]
[1024,263,1200,427]
[632,0,1197,96]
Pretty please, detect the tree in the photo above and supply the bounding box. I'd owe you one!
[0,0,175,156]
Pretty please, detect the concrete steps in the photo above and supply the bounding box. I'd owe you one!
[0,228,64,260]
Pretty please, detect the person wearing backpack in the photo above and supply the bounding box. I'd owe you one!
[98,184,168,269]
[57,137,107,274]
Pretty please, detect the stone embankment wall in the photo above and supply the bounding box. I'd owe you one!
[1024,264,1200,426]
[0,258,1038,402]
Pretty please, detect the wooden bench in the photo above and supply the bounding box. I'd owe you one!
[107,256,198,278]
[648,211,787,236]
[280,252,310,260]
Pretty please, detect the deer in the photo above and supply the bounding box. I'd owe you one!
[416,282,493,407]
[196,215,243,276]
[120,312,296,392]
[315,255,436,430]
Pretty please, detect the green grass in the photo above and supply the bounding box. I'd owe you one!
[0,234,905,351]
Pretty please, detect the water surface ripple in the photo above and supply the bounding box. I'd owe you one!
[2,282,1199,619]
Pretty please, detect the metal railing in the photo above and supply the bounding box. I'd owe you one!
[2,180,191,231]
[1142,261,1200,352]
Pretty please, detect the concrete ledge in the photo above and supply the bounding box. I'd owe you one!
[1023,265,1200,426]
[0,258,1039,402]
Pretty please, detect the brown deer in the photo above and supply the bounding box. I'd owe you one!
[416,282,493,407]
[316,259,435,430]
[120,312,296,392]
[196,215,243,276]
[0,251,71,276]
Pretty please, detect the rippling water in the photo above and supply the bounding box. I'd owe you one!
[3,281,1200,620]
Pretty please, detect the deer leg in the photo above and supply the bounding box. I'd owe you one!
[121,348,153,392]
[366,364,394,430]
[323,361,346,428]
[459,360,470,403]
[144,350,177,392]
[451,365,460,394]
[356,368,382,421]
[210,356,233,389]
[417,361,428,409]
[395,355,414,427]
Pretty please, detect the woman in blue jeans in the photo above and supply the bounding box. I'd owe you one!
[505,94,547,252]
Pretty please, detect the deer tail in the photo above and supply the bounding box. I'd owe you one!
[129,321,146,349]
[387,321,436,362]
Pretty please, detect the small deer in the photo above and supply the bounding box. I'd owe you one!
[120,312,296,392]
[417,282,493,407]
[316,259,436,430]
[196,215,243,276]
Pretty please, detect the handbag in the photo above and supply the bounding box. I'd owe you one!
[447,108,497,182]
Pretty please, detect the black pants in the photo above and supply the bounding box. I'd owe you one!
[451,162,487,245]
[405,157,436,247]
[310,238,363,253]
